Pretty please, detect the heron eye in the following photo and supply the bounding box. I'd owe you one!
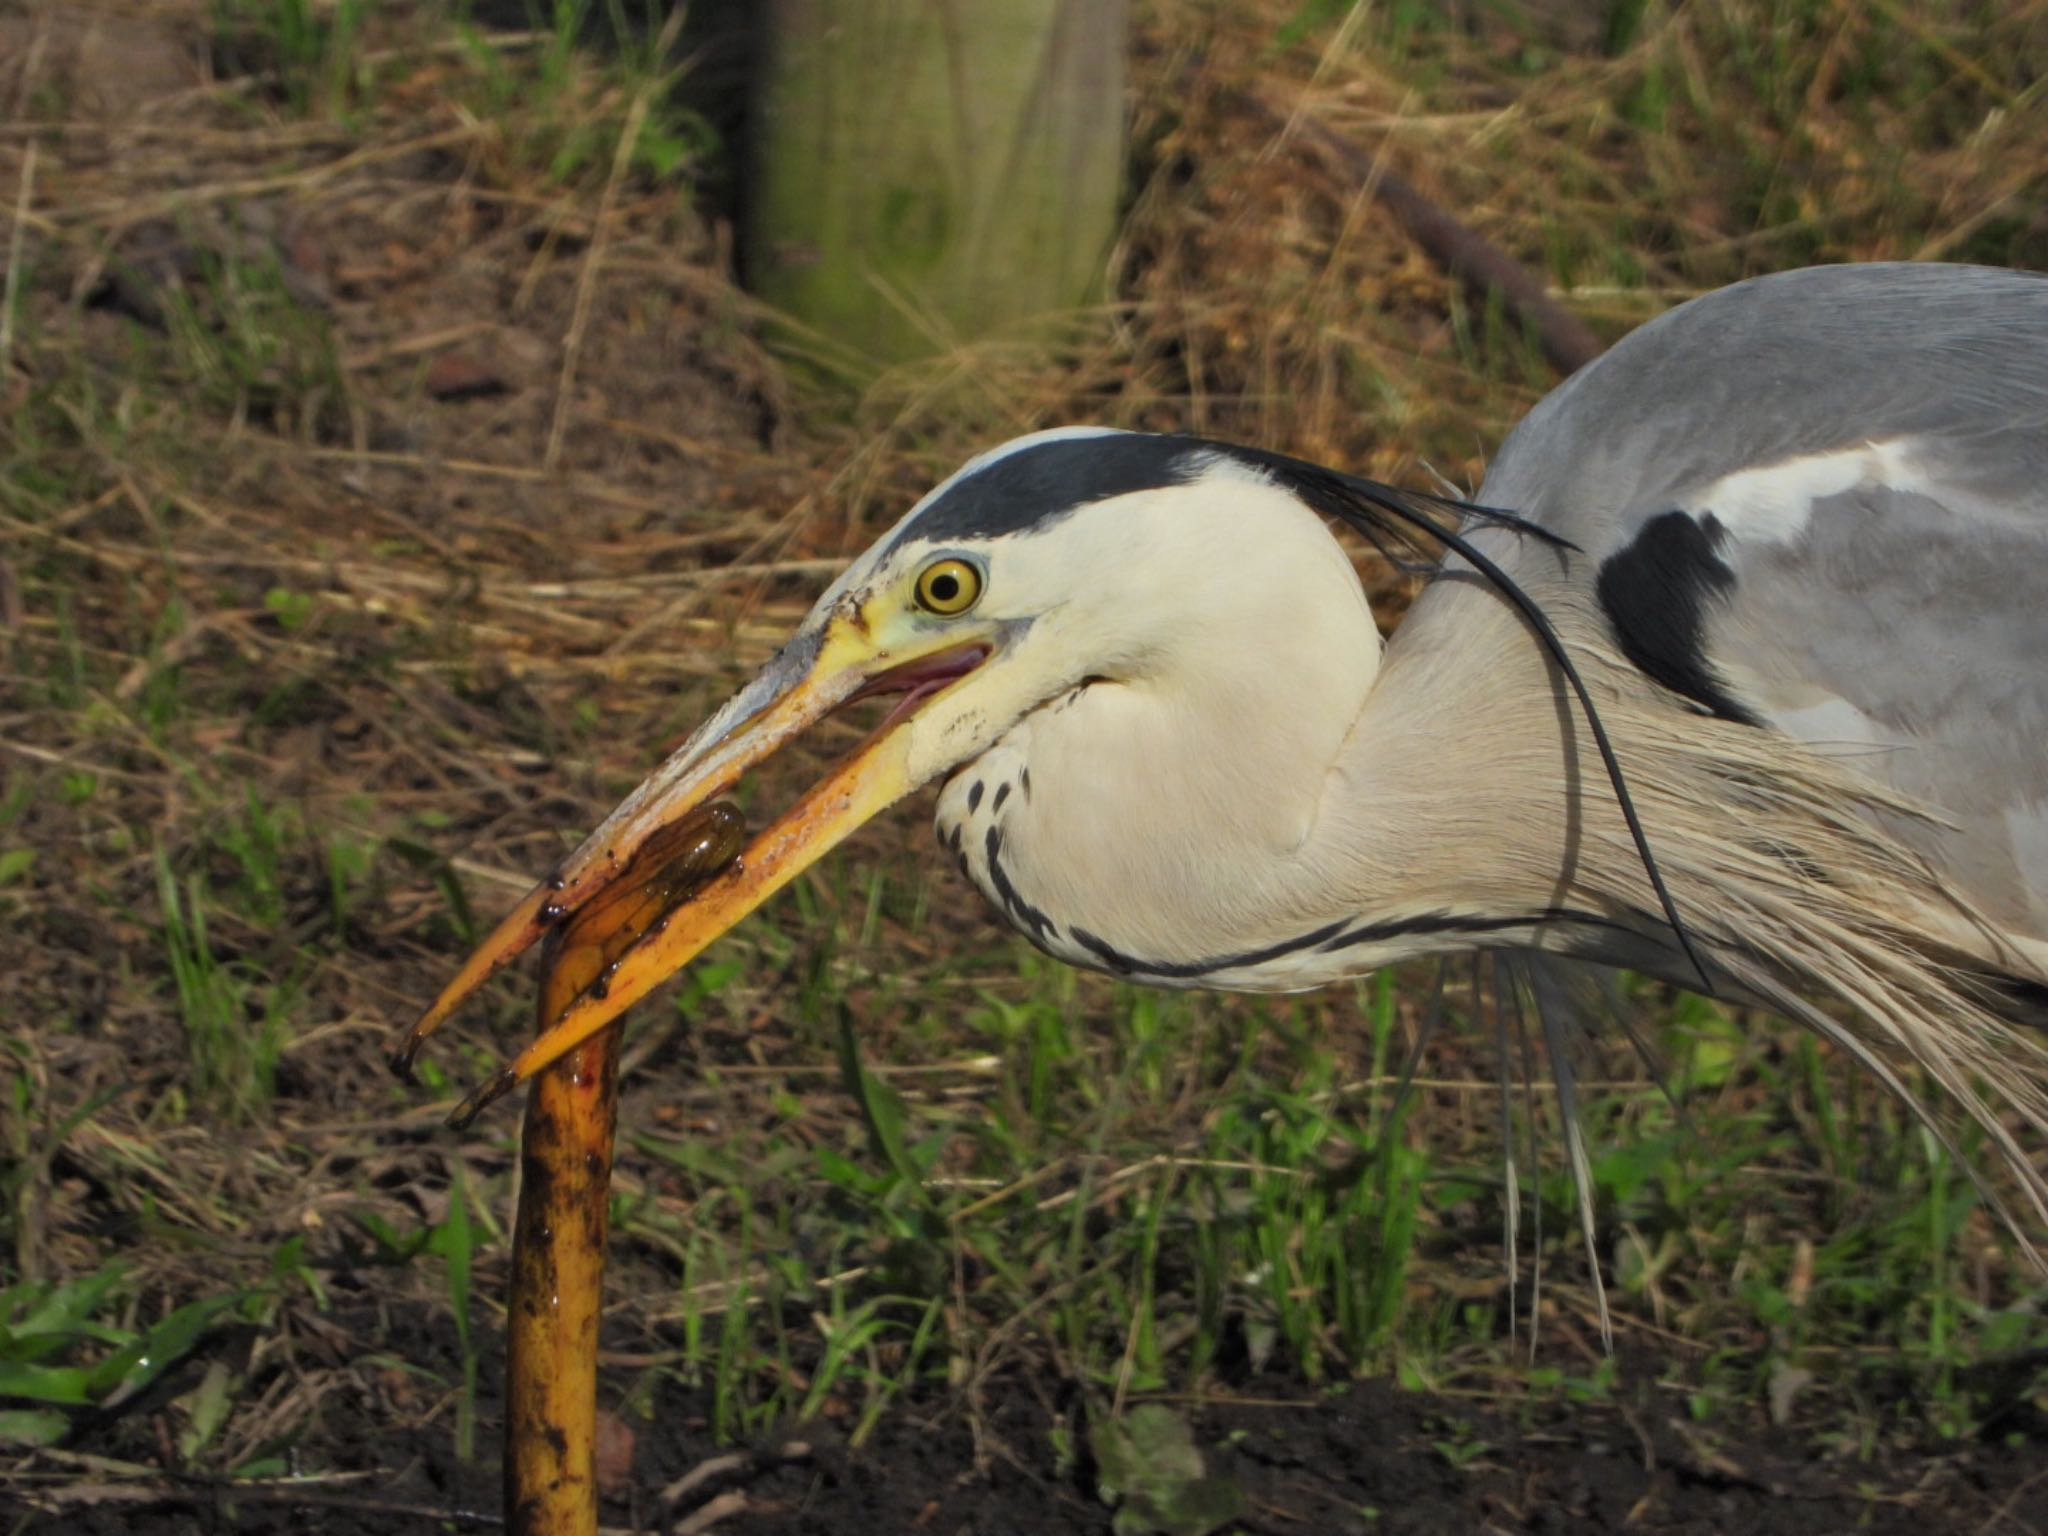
[914,558,982,616]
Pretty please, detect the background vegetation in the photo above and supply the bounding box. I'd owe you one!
[0,0,2044,1529]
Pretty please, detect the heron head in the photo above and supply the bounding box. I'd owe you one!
[395,428,1386,1112]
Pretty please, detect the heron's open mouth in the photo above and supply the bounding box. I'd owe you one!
[389,627,993,1122]
[854,642,989,718]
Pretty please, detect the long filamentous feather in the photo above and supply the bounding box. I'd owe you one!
[1572,649,2048,1259]
[1486,955,1521,1345]
[1520,957,1614,1352]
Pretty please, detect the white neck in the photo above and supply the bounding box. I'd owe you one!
[937,516,1600,986]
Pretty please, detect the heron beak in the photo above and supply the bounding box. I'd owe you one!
[390,614,992,1123]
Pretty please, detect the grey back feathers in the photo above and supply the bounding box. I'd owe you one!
[1477,263,2048,940]
[1481,263,2048,535]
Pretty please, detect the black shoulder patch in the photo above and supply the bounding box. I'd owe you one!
[1595,511,1761,726]
[889,433,1210,551]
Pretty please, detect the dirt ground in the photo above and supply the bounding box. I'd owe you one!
[27,1304,2048,1534]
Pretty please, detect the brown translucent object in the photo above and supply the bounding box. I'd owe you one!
[504,802,745,1536]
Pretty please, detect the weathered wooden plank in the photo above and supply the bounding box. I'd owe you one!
[748,0,1128,364]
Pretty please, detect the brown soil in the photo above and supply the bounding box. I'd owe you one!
[13,1304,2047,1535]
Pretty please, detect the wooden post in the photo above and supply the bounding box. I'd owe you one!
[747,0,1128,365]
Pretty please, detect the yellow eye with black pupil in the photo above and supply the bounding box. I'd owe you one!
[914,558,982,616]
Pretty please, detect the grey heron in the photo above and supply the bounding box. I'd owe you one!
[398,261,2048,1265]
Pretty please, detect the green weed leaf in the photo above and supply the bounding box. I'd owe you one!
[0,1408,71,1446]
[1090,1403,1245,1536]
[90,1294,245,1406]
[263,587,316,633]
[0,1360,94,1405]
[835,1005,934,1202]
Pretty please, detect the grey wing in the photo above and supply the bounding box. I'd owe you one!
[1476,263,2048,938]
[1700,462,2048,937]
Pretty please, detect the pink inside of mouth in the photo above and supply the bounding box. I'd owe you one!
[850,645,990,728]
